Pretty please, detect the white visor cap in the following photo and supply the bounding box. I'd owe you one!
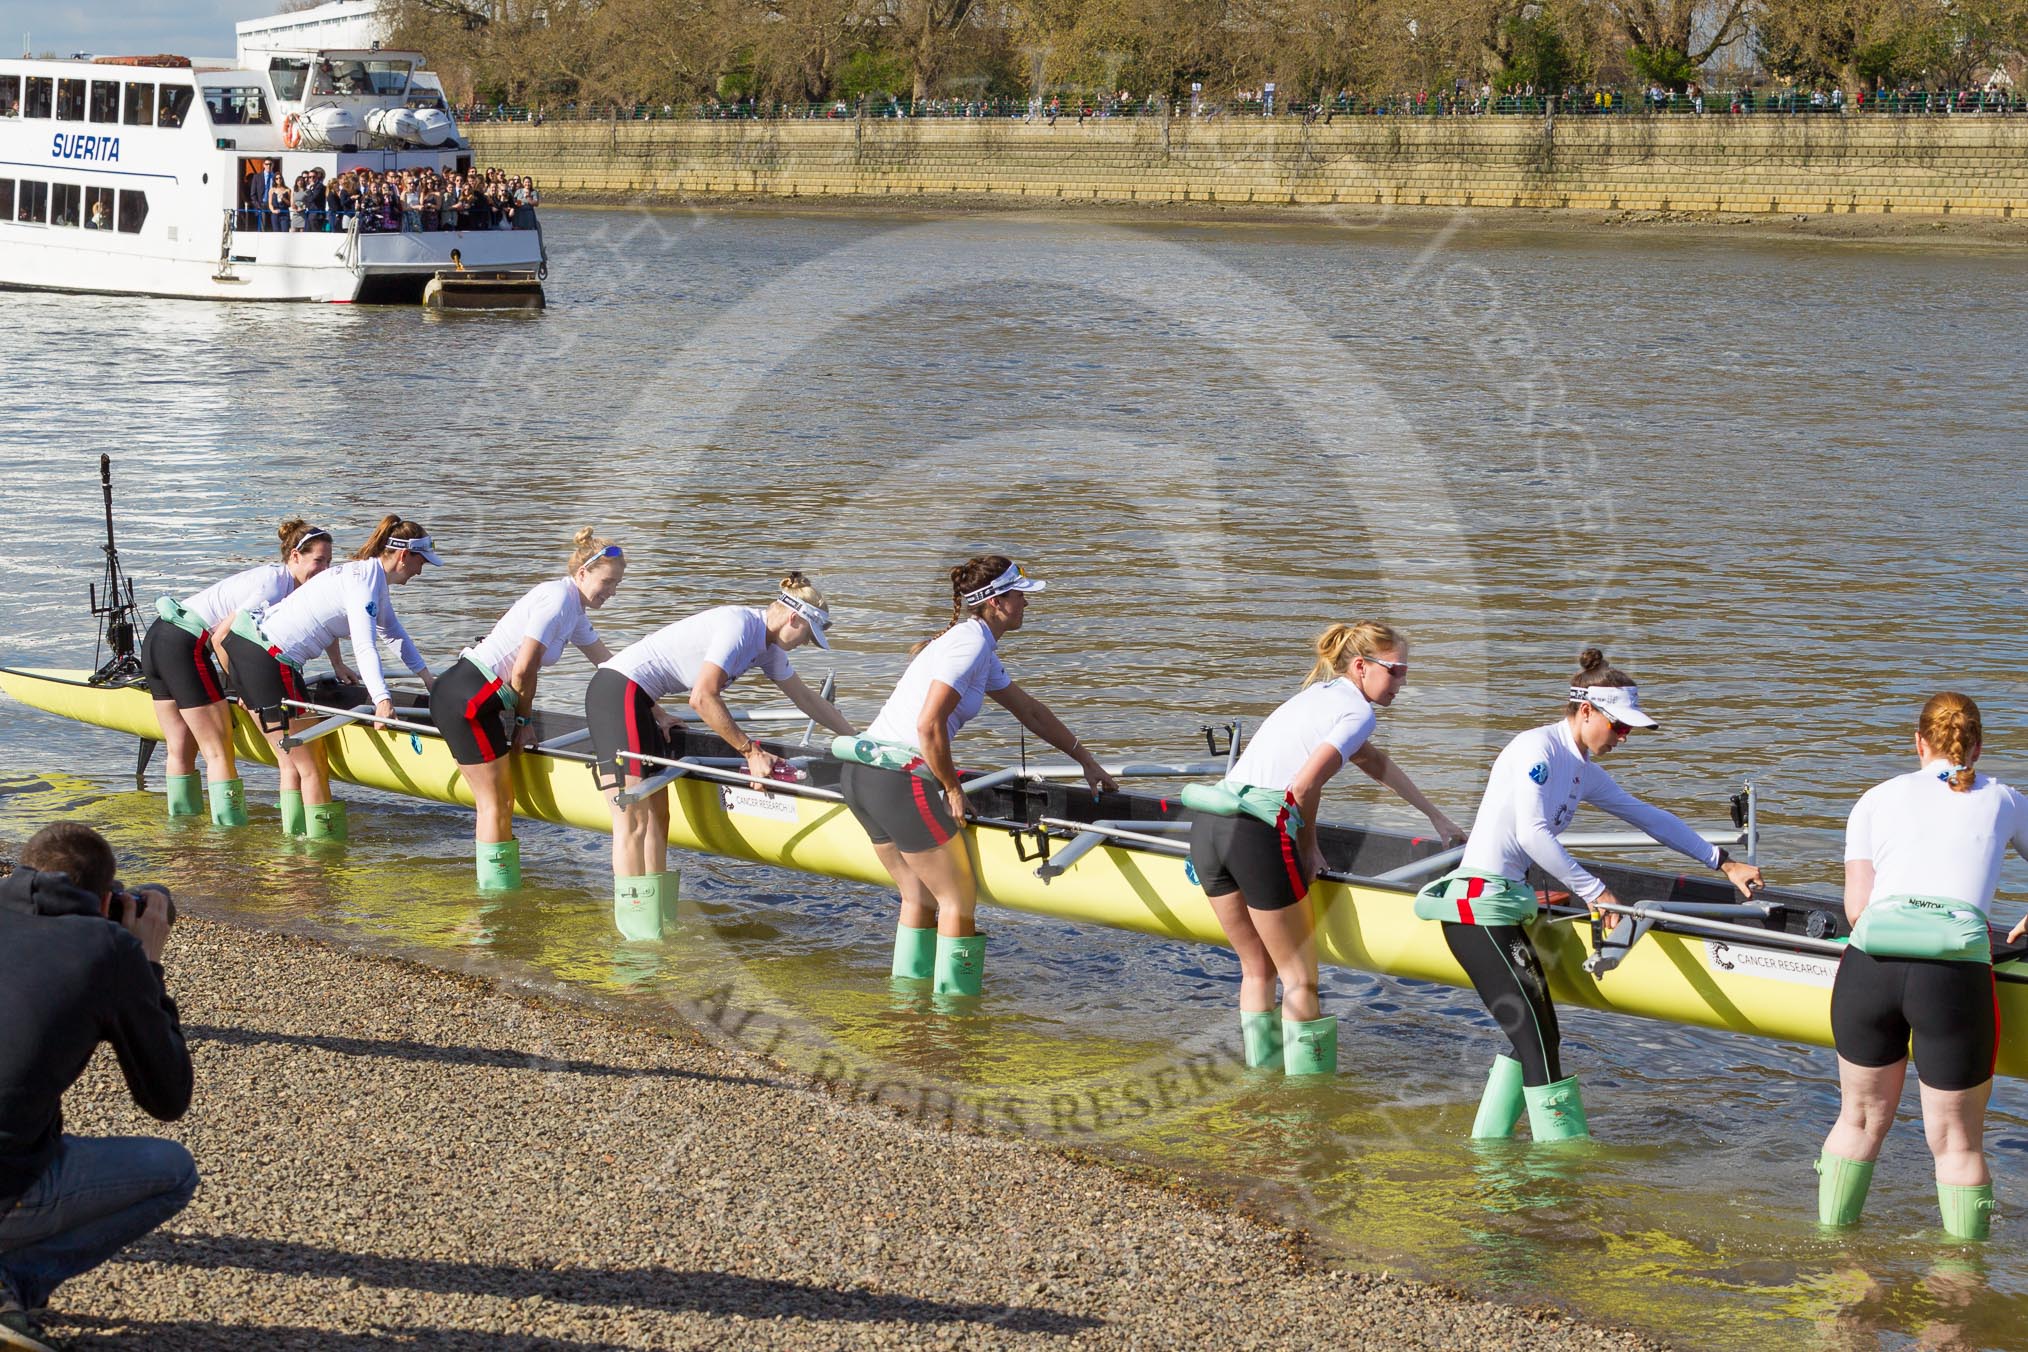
[779,592,831,649]
[391,533,444,566]
[1570,684,1657,729]
[962,562,1047,608]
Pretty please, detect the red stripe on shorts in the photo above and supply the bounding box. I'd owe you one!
[906,758,952,846]
[465,676,504,762]
[1276,793,1309,902]
[1458,875,1486,927]
[621,680,645,776]
[193,629,223,703]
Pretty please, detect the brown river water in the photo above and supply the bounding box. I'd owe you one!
[3,205,2028,1348]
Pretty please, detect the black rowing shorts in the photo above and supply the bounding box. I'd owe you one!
[839,759,958,855]
[1830,946,1997,1092]
[140,618,226,710]
[1187,810,1307,912]
[432,656,510,767]
[586,667,669,789]
[221,630,304,733]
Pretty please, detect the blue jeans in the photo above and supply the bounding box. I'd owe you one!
[0,1136,197,1309]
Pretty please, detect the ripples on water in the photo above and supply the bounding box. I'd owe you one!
[3,208,2027,1349]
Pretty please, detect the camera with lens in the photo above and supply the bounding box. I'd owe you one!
[114,883,177,926]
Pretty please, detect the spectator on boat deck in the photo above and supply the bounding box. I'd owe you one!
[330,174,356,231]
[0,825,196,1352]
[403,180,424,232]
[289,174,309,232]
[302,169,326,232]
[249,159,277,231]
[267,176,292,234]
[512,177,539,229]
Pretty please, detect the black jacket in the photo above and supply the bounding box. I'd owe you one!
[0,868,192,1206]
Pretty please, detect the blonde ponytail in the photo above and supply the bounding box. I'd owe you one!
[1305,621,1402,686]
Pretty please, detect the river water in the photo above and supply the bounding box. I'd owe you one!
[4,206,2028,1349]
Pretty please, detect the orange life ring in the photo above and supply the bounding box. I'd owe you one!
[282,113,301,150]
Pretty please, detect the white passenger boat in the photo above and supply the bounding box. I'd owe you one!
[0,1,545,302]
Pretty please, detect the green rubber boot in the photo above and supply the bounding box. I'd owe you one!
[280,789,307,836]
[891,924,935,981]
[477,839,522,891]
[1282,1014,1338,1076]
[1938,1182,1995,1241]
[208,777,248,828]
[166,773,203,818]
[1816,1151,1874,1227]
[1241,1008,1282,1069]
[1472,1055,1527,1139]
[1524,1076,1590,1142]
[305,801,347,841]
[613,873,664,941]
[932,933,985,996]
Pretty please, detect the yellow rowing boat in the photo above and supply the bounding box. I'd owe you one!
[7,664,2025,1077]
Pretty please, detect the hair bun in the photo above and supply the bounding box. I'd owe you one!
[571,526,596,548]
[277,516,308,543]
[1577,647,1607,671]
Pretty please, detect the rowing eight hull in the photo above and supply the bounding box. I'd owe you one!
[7,665,2026,1078]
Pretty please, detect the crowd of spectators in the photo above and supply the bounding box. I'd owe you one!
[236,162,539,233]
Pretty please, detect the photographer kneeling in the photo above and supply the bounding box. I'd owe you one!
[0,824,195,1352]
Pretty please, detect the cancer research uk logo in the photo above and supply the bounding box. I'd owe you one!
[1529,761,1551,785]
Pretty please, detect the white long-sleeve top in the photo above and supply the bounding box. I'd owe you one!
[182,563,295,631]
[1846,763,2028,915]
[1459,719,1720,904]
[469,578,599,674]
[259,559,426,706]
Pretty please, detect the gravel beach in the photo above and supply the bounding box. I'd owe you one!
[41,917,1667,1350]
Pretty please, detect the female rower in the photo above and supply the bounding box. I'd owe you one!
[836,556,1116,996]
[1183,622,1464,1076]
[588,572,852,939]
[140,519,342,827]
[1816,692,2027,1240]
[220,515,440,841]
[1416,649,1762,1141]
[431,529,623,891]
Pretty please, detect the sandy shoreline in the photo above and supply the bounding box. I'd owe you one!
[39,916,1668,1349]
[545,191,2028,248]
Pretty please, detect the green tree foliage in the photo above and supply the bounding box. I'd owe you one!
[384,0,2028,110]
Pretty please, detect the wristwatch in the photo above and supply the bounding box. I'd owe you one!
[1714,848,1732,869]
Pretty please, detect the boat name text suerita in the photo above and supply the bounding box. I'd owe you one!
[51,133,120,162]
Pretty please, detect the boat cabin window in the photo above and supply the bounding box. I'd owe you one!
[157,85,192,128]
[123,82,152,125]
[16,180,46,223]
[0,76,17,117]
[83,185,112,229]
[406,92,448,113]
[89,80,119,123]
[267,58,308,102]
[311,58,412,97]
[25,77,51,118]
[117,188,147,233]
[203,86,270,126]
[49,183,80,227]
[56,78,84,120]
[0,180,12,219]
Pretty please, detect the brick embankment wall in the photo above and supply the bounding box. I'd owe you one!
[471,116,2028,217]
